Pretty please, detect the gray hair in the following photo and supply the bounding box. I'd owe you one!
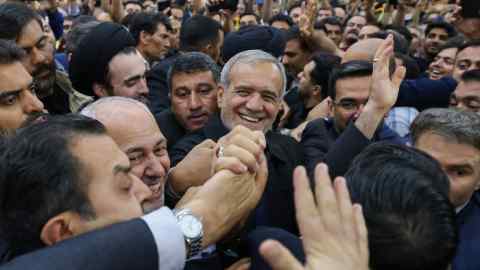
[220,49,287,96]
[411,108,480,151]
[79,96,151,120]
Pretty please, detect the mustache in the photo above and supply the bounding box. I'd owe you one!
[20,112,49,129]
[31,63,55,77]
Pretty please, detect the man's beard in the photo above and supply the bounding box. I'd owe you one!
[33,62,56,99]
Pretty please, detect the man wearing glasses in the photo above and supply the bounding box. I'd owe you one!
[302,36,407,178]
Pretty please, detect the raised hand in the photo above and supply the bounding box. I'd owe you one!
[260,164,369,270]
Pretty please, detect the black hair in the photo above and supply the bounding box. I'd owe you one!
[72,15,97,28]
[425,20,457,39]
[0,114,106,259]
[0,2,44,41]
[0,39,25,64]
[124,0,143,8]
[268,13,294,27]
[369,30,409,55]
[314,16,342,31]
[395,52,421,79]
[167,52,220,92]
[327,60,373,100]
[240,12,260,24]
[437,35,466,53]
[385,24,412,44]
[179,15,222,52]
[457,39,480,55]
[461,69,480,83]
[345,142,457,270]
[285,26,312,52]
[129,12,172,45]
[287,3,302,16]
[309,52,341,98]
[64,21,101,55]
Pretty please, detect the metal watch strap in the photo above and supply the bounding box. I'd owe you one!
[173,209,203,259]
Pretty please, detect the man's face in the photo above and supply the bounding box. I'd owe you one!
[106,111,170,213]
[317,8,332,20]
[240,15,258,27]
[0,61,45,134]
[343,16,366,44]
[17,19,56,99]
[332,75,371,132]
[324,23,342,45]
[428,47,457,80]
[218,61,283,132]
[450,80,480,112]
[271,20,290,31]
[170,8,184,24]
[289,7,303,24]
[424,27,449,57]
[125,3,142,14]
[358,25,380,40]
[334,7,346,22]
[415,132,480,207]
[107,53,149,104]
[282,39,311,77]
[72,134,152,233]
[63,19,73,34]
[453,46,480,81]
[171,71,219,131]
[143,0,156,12]
[144,23,171,61]
[298,61,316,99]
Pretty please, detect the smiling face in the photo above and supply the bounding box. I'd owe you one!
[428,47,458,80]
[218,61,283,133]
[424,27,449,57]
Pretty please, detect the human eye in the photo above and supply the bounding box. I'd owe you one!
[235,89,250,97]
[128,153,144,165]
[466,99,480,110]
[174,89,189,98]
[0,94,19,106]
[449,167,472,178]
[154,146,167,156]
[457,61,470,70]
[198,87,213,95]
[339,101,356,110]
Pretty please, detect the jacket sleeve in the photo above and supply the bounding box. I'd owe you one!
[395,76,457,111]
[301,119,371,178]
[147,63,172,114]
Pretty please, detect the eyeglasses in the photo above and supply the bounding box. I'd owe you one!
[333,100,367,111]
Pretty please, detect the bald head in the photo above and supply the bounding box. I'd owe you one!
[342,38,383,63]
[80,97,170,213]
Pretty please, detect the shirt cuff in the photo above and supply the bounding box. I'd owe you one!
[141,207,186,270]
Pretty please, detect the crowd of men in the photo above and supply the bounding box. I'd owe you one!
[0,0,479,269]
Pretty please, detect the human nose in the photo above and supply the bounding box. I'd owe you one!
[189,92,202,110]
[131,174,152,204]
[22,89,45,114]
[245,93,263,111]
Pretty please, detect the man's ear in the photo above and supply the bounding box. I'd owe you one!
[312,85,322,98]
[217,85,225,109]
[92,83,109,98]
[40,212,80,246]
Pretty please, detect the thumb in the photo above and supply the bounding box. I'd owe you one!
[259,240,303,270]
[391,65,406,90]
[197,139,217,150]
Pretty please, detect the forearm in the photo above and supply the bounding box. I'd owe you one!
[354,104,386,140]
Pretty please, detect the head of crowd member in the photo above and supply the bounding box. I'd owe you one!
[167,52,221,132]
[358,24,381,40]
[268,13,294,31]
[63,21,101,62]
[327,60,373,133]
[240,12,260,28]
[369,30,409,55]
[346,142,457,270]
[124,0,143,15]
[222,25,286,63]
[218,50,286,133]
[0,2,56,99]
[282,26,313,78]
[63,16,74,34]
[179,15,223,63]
[81,97,170,213]
[427,38,464,80]
[342,15,366,47]
[408,26,423,55]
[143,0,157,12]
[411,108,480,208]
[452,40,480,81]
[169,6,184,25]
[69,22,148,103]
[0,115,152,259]
[129,12,172,63]
[315,16,342,46]
[342,38,383,63]
[424,20,457,59]
[288,3,303,25]
[298,52,340,109]
[317,6,333,20]
[333,6,346,23]
[0,39,45,135]
[449,69,480,112]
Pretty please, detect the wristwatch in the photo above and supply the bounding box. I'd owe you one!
[173,208,203,259]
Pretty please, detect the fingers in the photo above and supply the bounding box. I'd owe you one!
[392,65,406,90]
[293,166,319,235]
[254,156,268,200]
[259,240,303,270]
[223,144,259,173]
[353,204,369,261]
[373,34,394,77]
[195,139,217,150]
[334,177,355,241]
[214,156,248,174]
[225,258,251,270]
[314,163,341,230]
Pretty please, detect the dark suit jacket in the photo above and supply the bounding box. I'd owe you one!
[155,109,187,152]
[301,118,404,178]
[170,114,304,235]
[0,219,157,270]
[452,191,480,270]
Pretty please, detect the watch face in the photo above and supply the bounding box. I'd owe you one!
[180,215,203,238]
